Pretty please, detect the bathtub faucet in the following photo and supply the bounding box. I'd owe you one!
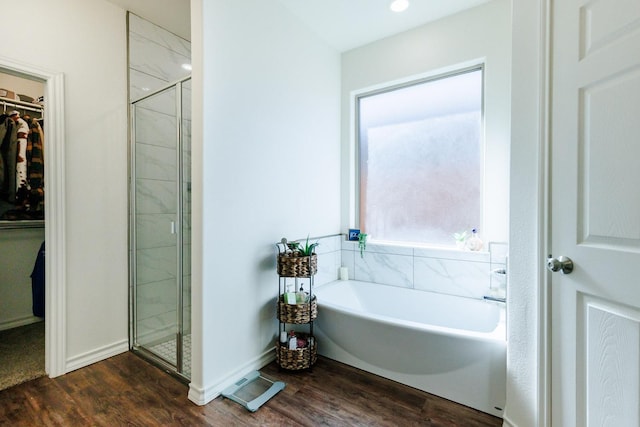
[486,266,507,303]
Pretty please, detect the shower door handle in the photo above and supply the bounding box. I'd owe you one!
[170,221,176,234]
[546,255,574,274]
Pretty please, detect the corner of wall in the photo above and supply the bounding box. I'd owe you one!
[65,339,129,374]
[188,348,274,406]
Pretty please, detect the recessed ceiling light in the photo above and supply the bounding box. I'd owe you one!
[390,0,409,12]
[182,63,192,71]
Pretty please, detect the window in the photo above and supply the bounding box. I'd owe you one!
[357,67,483,246]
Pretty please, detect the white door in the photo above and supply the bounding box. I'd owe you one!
[550,0,640,425]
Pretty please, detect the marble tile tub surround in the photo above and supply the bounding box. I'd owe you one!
[279,235,344,290]
[300,235,506,300]
[337,239,508,300]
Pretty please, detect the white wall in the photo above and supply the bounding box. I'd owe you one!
[189,0,341,404]
[1,0,129,370]
[340,0,512,246]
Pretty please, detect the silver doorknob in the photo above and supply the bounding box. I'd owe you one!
[546,255,574,274]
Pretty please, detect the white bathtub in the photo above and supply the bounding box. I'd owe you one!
[313,280,506,417]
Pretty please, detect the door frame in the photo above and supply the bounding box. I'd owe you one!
[0,55,66,377]
[508,0,551,426]
[539,1,552,425]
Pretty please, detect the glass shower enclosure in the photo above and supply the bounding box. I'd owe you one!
[130,77,191,380]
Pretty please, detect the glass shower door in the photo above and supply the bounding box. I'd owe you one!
[131,79,190,379]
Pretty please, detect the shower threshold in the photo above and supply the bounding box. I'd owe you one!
[133,334,191,381]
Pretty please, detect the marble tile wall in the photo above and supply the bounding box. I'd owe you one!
[314,235,343,287]
[338,239,508,300]
[129,13,191,102]
[277,235,343,297]
[181,81,192,336]
[305,235,507,301]
[130,14,192,344]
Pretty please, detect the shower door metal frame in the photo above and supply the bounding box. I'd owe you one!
[129,76,190,381]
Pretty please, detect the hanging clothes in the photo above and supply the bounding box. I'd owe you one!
[0,115,17,202]
[12,111,30,196]
[31,241,45,318]
[0,101,45,215]
[27,118,44,212]
[0,114,9,193]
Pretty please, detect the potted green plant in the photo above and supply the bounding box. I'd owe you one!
[296,236,319,256]
[453,231,468,250]
[278,236,319,276]
[358,233,368,258]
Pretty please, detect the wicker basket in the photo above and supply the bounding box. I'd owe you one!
[277,295,317,323]
[277,253,317,277]
[276,334,317,370]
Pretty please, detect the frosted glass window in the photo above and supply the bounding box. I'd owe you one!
[358,68,483,246]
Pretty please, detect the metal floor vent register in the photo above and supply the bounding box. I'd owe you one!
[221,371,285,412]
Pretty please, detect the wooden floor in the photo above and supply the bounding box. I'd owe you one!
[0,352,502,426]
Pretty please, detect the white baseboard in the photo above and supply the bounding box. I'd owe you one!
[188,348,276,406]
[502,414,516,427]
[65,339,129,373]
[0,315,43,331]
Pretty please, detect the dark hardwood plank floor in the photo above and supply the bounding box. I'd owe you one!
[0,352,502,426]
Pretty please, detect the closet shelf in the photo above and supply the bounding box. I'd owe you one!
[0,96,44,114]
[0,220,44,230]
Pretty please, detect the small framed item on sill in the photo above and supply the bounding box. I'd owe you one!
[348,229,361,241]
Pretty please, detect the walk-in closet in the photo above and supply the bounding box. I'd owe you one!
[0,70,46,391]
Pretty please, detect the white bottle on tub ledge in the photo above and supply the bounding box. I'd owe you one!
[466,228,484,251]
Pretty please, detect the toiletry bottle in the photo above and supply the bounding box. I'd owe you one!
[288,331,297,350]
[285,282,296,305]
[466,228,484,251]
[279,330,288,345]
[297,336,307,348]
[296,284,308,304]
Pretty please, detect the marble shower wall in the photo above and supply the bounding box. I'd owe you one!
[133,88,178,344]
[129,13,191,102]
[129,14,191,344]
[181,80,192,336]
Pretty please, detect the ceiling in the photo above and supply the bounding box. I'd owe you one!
[106,0,492,52]
[106,0,191,40]
[276,0,493,52]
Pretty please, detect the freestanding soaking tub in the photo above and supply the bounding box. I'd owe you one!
[313,280,506,417]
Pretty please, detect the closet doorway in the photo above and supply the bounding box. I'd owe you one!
[0,70,46,390]
[130,77,191,381]
[0,57,66,382]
